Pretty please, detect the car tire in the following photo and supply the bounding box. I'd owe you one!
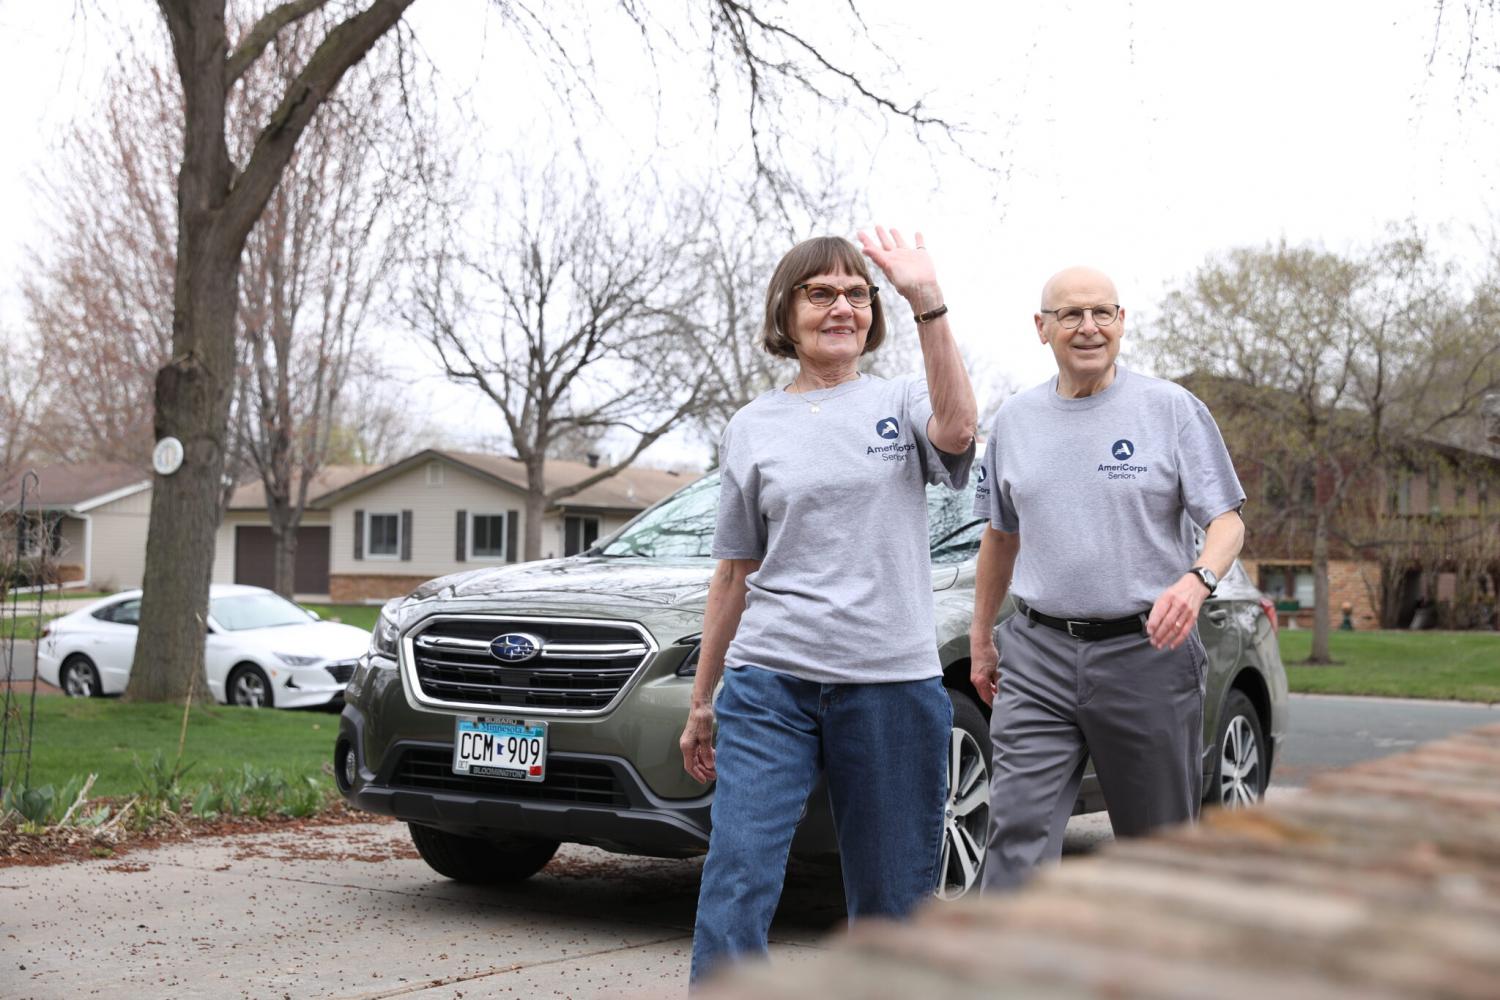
[227,664,274,709]
[407,823,560,884]
[935,688,991,900]
[59,655,103,698]
[1207,689,1267,809]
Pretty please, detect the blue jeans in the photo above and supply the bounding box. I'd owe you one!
[690,666,951,984]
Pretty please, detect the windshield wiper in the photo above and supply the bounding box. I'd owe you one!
[931,518,986,549]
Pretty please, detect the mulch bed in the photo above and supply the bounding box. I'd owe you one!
[0,799,396,869]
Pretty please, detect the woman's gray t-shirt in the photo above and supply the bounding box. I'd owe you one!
[712,373,974,684]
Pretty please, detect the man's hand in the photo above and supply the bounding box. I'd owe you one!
[1146,573,1211,650]
[970,630,1000,706]
[679,702,717,784]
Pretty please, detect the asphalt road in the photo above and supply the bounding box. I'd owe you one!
[1273,693,1500,786]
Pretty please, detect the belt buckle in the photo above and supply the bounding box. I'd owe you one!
[1066,620,1090,639]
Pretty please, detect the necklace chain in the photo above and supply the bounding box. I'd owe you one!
[788,375,863,414]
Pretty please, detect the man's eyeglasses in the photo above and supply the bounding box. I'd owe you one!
[795,283,879,309]
[1039,304,1121,330]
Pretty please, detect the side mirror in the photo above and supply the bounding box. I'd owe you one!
[306,609,321,622]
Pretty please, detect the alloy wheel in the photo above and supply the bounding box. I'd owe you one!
[232,671,268,708]
[936,726,989,900]
[63,664,96,697]
[1218,715,1262,808]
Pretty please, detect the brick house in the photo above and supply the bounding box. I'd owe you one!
[212,449,692,602]
[1238,437,1500,631]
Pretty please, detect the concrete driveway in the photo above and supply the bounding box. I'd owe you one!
[1,810,1122,999]
[1,819,828,999]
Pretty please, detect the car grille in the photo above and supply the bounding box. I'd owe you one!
[404,616,654,713]
[391,748,628,806]
[325,660,356,684]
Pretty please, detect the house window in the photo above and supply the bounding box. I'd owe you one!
[565,515,600,556]
[366,512,401,558]
[471,513,507,560]
[1259,564,1314,607]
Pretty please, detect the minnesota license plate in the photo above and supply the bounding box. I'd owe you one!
[452,717,548,782]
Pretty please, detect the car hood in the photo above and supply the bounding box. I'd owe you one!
[399,557,964,617]
[214,620,371,661]
[406,558,718,613]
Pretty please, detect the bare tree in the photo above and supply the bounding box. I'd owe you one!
[407,164,714,560]
[235,20,411,598]
[1141,231,1500,660]
[133,0,972,702]
[22,49,182,469]
[0,334,45,482]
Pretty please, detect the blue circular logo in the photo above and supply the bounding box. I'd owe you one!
[1110,439,1135,460]
[876,417,901,440]
[977,464,988,483]
[490,632,543,663]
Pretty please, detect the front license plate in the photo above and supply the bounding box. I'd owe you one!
[452,717,548,782]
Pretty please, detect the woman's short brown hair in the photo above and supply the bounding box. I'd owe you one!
[760,236,887,360]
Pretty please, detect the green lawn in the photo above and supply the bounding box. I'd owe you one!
[8,698,338,798]
[303,603,380,630]
[1281,630,1500,703]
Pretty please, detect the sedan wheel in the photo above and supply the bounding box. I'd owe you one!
[936,690,991,900]
[229,665,273,709]
[1213,690,1266,809]
[60,657,102,698]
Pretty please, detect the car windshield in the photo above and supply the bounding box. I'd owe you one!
[210,592,313,631]
[595,471,985,563]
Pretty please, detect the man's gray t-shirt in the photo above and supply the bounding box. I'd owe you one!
[972,365,1244,619]
[714,373,974,684]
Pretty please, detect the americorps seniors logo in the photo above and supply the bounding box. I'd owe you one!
[1099,439,1148,480]
[876,417,901,440]
[490,632,543,663]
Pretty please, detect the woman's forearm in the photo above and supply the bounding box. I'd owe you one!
[908,281,977,454]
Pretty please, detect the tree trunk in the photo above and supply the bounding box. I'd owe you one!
[127,5,239,703]
[268,499,300,599]
[524,458,547,562]
[1309,506,1333,664]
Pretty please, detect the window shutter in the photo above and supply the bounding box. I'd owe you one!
[353,510,364,560]
[455,510,467,562]
[400,510,413,561]
[506,510,519,563]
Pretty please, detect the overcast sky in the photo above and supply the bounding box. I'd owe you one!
[2,1,1495,467]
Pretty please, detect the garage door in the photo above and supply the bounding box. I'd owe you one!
[233,526,331,594]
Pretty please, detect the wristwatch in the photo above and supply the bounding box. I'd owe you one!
[1189,566,1219,595]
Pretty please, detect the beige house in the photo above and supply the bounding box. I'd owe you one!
[215,449,693,602]
[0,462,153,591]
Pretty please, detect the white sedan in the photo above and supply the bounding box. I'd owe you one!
[36,584,371,709]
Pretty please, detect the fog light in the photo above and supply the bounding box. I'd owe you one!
[335,740,357,792]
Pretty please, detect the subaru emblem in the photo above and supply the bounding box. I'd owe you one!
[490,632,543,663]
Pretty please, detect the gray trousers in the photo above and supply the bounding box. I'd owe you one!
[981,613,1206,892]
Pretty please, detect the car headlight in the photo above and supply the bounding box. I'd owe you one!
[370,605,400,658]
[674,633,702,676]
[276,652,323,666]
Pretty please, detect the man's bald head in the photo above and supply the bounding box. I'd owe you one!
[1040,266,1117,311]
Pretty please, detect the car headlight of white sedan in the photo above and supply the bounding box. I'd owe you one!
[276,652,324,667]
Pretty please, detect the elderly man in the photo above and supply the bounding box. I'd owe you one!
[969,265,1246,891]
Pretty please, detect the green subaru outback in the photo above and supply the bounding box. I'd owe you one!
[336,470,1287,899]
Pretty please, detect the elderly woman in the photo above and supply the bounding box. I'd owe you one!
[680,228,977,983]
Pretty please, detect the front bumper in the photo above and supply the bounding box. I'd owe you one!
[337,704,718,858]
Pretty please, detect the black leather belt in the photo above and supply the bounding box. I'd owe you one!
[1014,598,1146,641]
